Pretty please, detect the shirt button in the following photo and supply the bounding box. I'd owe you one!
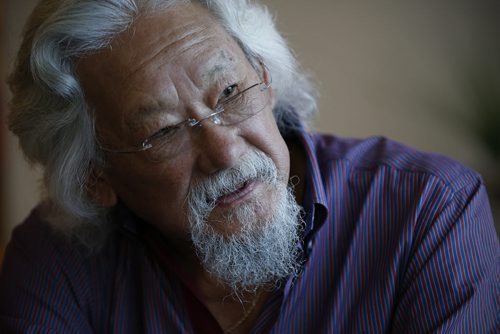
[307,240,314,254]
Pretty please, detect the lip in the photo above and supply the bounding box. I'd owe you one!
[215,179,258,207]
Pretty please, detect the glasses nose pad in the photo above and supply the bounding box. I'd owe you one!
[210,113,222,125]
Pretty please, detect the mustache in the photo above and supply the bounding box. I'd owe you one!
[187,151,279,210]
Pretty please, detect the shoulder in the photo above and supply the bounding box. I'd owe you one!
[308,133,484,194]
[303,132,494,227]
[0,207,95,303]
[0,206,121,332]
[0,205,133,290]
[2,207,91,271]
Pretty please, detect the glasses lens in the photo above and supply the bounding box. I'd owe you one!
[144,82,271,162]
[221,82,271,125]
[144,130,189,163]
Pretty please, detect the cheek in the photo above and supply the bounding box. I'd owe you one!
[105,158,194,233]
[255,112,290,179]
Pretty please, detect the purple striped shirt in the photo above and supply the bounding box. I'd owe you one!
[1,132,498,333]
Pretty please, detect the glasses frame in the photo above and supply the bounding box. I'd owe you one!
[98,67,272,155]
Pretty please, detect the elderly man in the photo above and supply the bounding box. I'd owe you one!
[1,0,498,332]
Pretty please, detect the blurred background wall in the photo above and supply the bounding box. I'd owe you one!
[1,0,499,253]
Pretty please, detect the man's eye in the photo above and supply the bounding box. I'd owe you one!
[220,84,239,100]
[149,125,179,142]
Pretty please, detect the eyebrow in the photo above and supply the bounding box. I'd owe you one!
[202,50,237,82]
[126,100,176,133]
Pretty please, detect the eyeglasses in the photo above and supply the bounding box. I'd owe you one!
[99,77,272,162]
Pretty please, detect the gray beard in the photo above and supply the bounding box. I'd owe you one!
[187,150,303,294]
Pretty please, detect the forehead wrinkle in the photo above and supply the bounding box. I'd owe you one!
[126,24,210,79]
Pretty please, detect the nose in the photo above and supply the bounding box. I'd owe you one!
[193,121,246,175]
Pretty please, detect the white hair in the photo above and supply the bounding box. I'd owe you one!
[8,0,317,249]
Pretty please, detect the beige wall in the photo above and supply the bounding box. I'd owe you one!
[2,0,499,248]
[261,0,499,164]
[2,0,41,248]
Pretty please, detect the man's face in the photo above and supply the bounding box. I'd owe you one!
[78,3,290,241]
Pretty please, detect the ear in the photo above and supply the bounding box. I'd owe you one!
[259,60,276,106]
[259,60,272,86]
[87,168,118,208]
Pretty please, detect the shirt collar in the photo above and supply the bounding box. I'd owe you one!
[292,130,329,239]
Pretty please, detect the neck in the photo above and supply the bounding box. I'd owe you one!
[160,235,272,333]
[165,236,251,299]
